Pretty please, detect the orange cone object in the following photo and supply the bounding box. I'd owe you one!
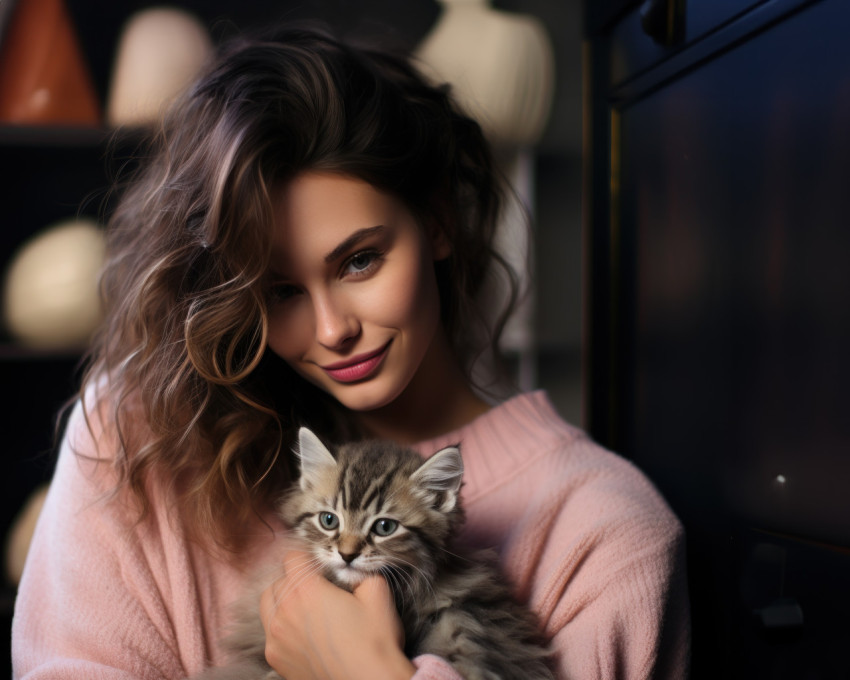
[0,0,101,125]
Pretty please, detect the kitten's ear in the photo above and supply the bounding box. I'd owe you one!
[411,445,463,510]
[296,427,337,491]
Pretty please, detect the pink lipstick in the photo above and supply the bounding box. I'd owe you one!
[321,341,391,383]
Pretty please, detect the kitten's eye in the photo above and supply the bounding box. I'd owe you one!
[318,512,339,530]
[371,518,398,537]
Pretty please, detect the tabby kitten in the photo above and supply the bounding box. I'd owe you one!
[198,427,554,680]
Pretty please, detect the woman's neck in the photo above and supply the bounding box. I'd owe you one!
[355,330,491,444]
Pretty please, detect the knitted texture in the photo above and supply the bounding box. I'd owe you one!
[13,391,689,679]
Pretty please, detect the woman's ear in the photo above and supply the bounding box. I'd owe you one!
[426,217,452,261]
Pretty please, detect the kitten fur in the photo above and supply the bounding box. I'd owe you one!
[197,427,555,680]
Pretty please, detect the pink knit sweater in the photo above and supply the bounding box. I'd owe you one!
[12,390,690,679]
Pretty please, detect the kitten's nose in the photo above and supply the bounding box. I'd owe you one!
[339,551,359,564]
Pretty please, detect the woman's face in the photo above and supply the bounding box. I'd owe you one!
[266,172,449,412]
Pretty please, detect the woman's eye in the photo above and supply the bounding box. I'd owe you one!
[344,250,380,276]
[371,518,398,537]
[319,512,339,530]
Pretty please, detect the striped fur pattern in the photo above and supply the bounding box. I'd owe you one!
[197,428,554,680]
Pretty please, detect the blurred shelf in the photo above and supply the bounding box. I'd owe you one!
[0,124,107,148]
[0,123,149,150]
[0,342,83,362]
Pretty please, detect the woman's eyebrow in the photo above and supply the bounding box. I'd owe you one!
[324,225,386,263]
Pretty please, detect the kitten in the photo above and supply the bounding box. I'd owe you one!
[198,427,555,680]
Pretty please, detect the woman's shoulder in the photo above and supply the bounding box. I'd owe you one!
[453,392,684,612]
[454,391,682,530]
[493,391,660,467]
[415,390,580,462]
[48,377,155,514]
[59,378,132,459]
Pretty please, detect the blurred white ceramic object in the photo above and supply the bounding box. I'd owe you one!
[415,0,555,146]
[106,7,212,127]
[416,0,555,391]
[3,218,106,350]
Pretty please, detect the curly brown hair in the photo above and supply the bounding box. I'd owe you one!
[82,25,516,553]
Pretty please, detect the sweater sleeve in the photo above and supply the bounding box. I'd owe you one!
[514,438,691,679]
[411,654,464,679]
[12,400,207,680]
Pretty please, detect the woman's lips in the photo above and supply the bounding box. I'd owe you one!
[320,341,391,383]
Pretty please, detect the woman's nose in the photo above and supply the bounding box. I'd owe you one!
[313,292,360,350]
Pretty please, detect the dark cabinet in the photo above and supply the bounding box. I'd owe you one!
[584,0,850,676]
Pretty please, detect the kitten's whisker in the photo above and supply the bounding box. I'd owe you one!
[274,557,327,606]
[382,566,412,610]
[437,545,475,563]
[387,565,429,631]
[379,566,409,619]
[383,567,417,624]
[280,554,324,583]
[288,558,325,585]
[397,568,421,609]
[390,556,438,605]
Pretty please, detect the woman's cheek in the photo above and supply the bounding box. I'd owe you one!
[267,302,309,359]
[377,267,433,329]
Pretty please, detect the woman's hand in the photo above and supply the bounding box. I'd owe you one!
[259,549,416,680]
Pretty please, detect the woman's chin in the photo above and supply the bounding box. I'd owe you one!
[326,378,408,414]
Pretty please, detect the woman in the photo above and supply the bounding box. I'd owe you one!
[12,26,690,679]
